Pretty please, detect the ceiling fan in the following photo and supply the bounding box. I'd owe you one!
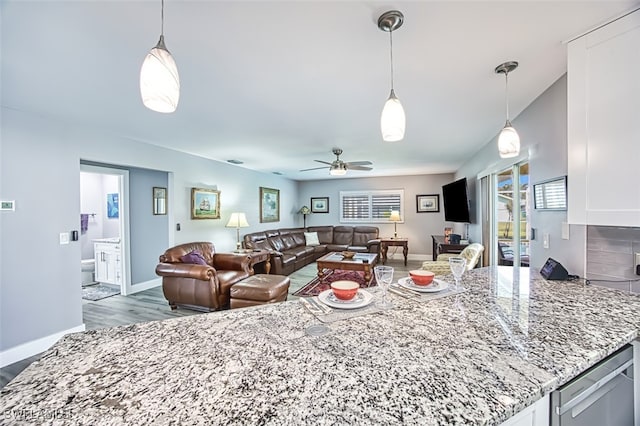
[300,148,373,175]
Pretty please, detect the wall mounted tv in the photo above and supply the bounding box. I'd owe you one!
[442,177,471,223]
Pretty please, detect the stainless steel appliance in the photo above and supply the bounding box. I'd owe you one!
[551,344,634,426]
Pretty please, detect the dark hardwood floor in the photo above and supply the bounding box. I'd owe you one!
[1,256,422,388]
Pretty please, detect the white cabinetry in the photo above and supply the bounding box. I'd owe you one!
[567,9,640,226]
[499,394,549,426]
[94,241,122,286]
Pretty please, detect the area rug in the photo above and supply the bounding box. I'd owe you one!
[293,269,377,297]
[82,284,120,301]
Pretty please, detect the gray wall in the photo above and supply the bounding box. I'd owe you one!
[587,225,640,293]
[455,75,587,275]
[129,167,169,284]
[298,174,455,257]
[0,107,297,354]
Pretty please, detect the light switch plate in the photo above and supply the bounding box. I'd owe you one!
[59,232,70,245]
[561,222,570,240]
[543,233,550,249]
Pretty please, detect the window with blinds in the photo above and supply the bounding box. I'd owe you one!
[340,190,404,223]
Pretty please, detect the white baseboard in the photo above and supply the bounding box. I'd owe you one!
[124,277,161,295]
[0,324,86,368]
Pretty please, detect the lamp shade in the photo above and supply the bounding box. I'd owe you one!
[226,212,249,228]
[381,90,405,142]
[140,36,180,113]
[299,206,311,214]
[389,210,401,222]
[498,121,520,158]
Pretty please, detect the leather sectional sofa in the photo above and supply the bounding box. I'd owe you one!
[242,226,380,276]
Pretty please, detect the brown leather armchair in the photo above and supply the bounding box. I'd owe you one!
[155,242,251,312]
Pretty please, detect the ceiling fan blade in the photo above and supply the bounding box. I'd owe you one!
[345,161,373,166]
[348,165,373,171]
[314,160,333,165]
[300,166,330,172]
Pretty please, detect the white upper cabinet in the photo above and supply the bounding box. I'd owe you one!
[567,9,640,226]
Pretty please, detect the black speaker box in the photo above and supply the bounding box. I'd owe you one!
[540,258,569,280]
[450,234,461,244]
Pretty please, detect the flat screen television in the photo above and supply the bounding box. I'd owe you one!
[442,178,471,223]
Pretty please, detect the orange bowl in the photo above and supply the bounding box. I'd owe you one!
[330,280,359,300]
[409,270,435,286]
[341,251,356,259]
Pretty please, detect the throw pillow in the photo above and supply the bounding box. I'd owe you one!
[304,232,320,246]
[180,250,207,265]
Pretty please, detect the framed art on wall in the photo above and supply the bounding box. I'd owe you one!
[260,187,280,223]
[107,193,119,218]
[311,197,329,213]
[153,187,167,215]
[416,194,440,213]
[191,188,220,219]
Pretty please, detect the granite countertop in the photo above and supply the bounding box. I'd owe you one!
[2,266,640,425]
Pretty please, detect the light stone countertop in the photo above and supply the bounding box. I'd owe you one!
[2,266,639,425]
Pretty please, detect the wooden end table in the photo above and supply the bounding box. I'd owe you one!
[380,238,408,266]
[316,252,378,283]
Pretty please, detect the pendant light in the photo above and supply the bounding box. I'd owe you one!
[495,61,520,158]
[378,10,405,142]
[140,0,180,113]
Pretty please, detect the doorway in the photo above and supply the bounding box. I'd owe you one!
[79,164,132,296]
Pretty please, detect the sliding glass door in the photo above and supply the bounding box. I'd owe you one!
[495,162,530,267]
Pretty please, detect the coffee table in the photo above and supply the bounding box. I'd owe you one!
[316,252,378,283]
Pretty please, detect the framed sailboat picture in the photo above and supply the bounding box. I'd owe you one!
[191,188,220,219]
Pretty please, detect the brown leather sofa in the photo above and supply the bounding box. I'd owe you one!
[155,242,252,311]
[242,226,380,275]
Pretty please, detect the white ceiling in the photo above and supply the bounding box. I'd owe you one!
[2,1,637,180]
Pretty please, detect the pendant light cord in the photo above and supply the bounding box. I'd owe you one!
[389,30,395,91]
[161,0,165,36]
[504,71,509,121]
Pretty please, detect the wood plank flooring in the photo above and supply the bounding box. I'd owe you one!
[1,256,423,388]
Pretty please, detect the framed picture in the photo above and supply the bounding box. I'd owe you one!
[107,193,119,218]
[260,187,280,223]
[311,197,329,213]
[416,194,440,213]
[191,188,220,219]
[153,187,167,215]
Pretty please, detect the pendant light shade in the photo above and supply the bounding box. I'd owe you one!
[495,61,519,158]
[497,120,520,158]
[140,0,180,113]
[378,11,405,142]
[381,89,405,142]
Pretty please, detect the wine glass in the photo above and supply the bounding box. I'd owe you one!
[374,265,394,310]
[448,257,467,290]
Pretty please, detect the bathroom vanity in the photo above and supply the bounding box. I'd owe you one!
[93,238,122,286]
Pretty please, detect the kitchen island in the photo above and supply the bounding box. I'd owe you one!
[2,266,639,425]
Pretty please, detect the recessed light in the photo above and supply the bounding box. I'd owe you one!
[227,159,243,165]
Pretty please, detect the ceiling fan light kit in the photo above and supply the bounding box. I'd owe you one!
[140,0,180,113]
[495,61,520,158]
[378,10,406,142]
[300,148,373,176]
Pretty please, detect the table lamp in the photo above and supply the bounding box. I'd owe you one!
[299,205,311,228]
[226,212,249,252]
[389,210,401,238]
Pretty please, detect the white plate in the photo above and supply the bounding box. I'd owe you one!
[398,277,449,293]
[317,289,374,310]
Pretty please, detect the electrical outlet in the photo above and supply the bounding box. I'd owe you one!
[635,253,640,275]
